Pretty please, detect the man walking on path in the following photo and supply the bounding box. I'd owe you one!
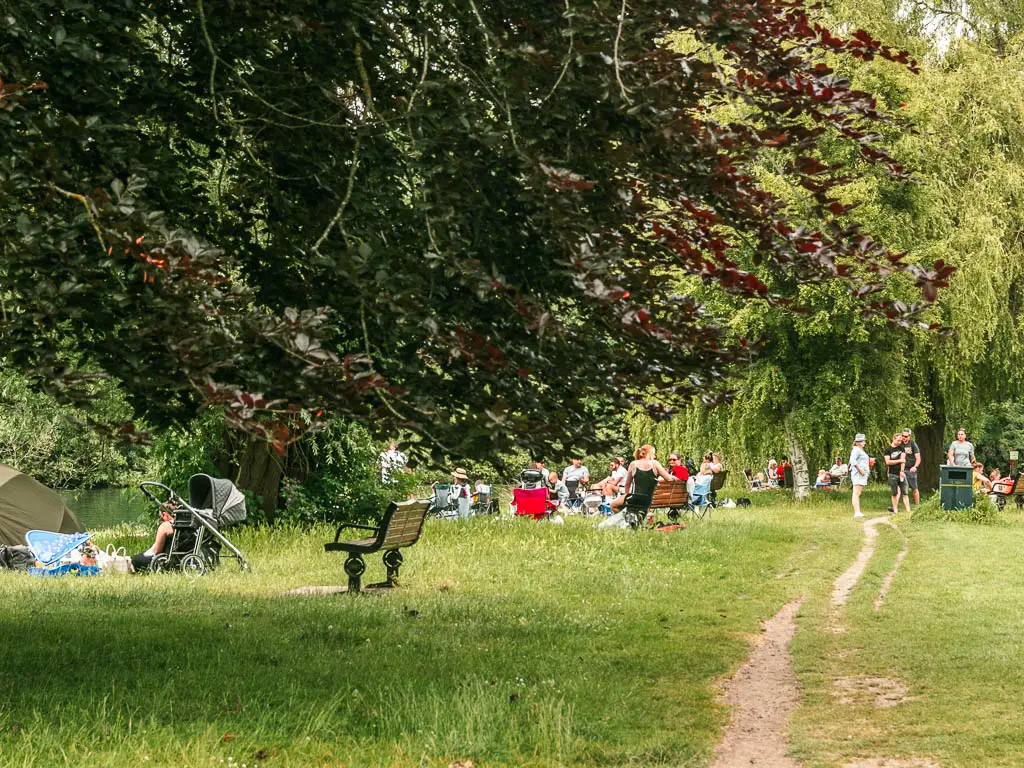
[849,434,870,518]
[885,432,912,514]
[901,429,922,504]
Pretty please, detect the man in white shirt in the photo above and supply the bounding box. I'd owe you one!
[596,457,628,499]
[829,457,848,479]
[379,441,408,484]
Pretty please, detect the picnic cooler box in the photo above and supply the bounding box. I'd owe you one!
[939,465,973,510]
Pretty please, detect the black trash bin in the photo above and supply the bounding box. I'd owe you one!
[940,465,973,510]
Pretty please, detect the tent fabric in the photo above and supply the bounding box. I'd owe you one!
[0,465,84,546]
[187,474,247,526]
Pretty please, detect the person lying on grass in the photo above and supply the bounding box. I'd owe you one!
[610,445,679,512]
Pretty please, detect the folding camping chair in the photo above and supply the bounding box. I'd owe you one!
[512,487,555,520]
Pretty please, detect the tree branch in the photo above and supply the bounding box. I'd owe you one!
[614,0,633,105]
[312,138,361,254]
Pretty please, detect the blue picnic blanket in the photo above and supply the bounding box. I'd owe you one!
[28,563,101,578]
[25,530,92,567]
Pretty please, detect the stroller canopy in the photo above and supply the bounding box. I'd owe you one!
[187,475,247,526]
[0,464,84,546]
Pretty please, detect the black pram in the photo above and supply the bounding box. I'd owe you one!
[140,474,249,575]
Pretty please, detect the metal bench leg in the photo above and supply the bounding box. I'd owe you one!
[383,549,403,587]
[344,554,366,593]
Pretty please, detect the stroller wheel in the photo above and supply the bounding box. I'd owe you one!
[180,553,207,576]
[151,553,169,573]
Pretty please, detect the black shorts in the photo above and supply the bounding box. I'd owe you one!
[888,475,908,496]
[905,471,919,491]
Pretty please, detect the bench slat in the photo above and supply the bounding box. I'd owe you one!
[648,482,688,508]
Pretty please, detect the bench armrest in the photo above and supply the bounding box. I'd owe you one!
[332,522,379,542]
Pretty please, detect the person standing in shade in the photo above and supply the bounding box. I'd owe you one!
[885,432,911,515]
[901,429,922,505]
[379,441,408,484]
[849,434,870,519]
[947,428,975,468]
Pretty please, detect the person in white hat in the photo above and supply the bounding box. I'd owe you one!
[849,434,870,518]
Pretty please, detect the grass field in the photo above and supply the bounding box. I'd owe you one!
[1,489,1021,767]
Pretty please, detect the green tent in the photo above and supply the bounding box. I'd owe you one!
[0,464,84,546]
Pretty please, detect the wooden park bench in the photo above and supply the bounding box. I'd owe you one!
[621,481,695,528]
[324,498,430,593]
[650,481,690,521]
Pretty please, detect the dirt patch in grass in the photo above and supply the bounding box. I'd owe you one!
[873,549,907,612]
[842,759,940,768]
[832,675,918,708]
[711,597,803,768]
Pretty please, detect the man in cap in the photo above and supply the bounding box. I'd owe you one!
[884,432,912,515]
[849,433,870,518]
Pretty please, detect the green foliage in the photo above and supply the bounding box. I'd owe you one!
[911,490,998,524]
[0,370,137,487]
[281,420,420,525]
[976,401,1024,472]
[0,0,939,467]
[145,411,229,492]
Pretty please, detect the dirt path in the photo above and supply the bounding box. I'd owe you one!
[711,516,912,768]
[710,597,803,768]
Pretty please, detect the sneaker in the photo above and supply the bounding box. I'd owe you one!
[853,511,865,518]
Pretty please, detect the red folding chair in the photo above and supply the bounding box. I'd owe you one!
[513,487,556,520]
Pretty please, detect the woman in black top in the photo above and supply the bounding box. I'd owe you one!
[610,444,679,511]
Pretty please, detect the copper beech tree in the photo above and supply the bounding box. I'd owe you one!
[1,1,953,466]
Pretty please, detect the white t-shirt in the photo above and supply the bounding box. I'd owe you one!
[849,447,870,486]
[830,462,848,477]
[612,465,628,487]
[380,449,407,483]
[563,464,590,483]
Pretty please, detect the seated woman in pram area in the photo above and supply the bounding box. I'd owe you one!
[131,501,174,572]
[609,445,679,511]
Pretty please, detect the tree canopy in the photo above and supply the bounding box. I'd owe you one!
[1,0,946,463]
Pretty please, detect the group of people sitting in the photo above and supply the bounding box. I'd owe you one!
[815,456,849,489]
[517,447,725,514]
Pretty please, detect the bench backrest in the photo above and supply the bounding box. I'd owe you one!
[379,499,431,550]
[650,481,688,507]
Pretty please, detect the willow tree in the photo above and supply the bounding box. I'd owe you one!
[634,0,1024,495]
[1,0,947,508]
[819,0,1024,488]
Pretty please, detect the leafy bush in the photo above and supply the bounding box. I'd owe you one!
[0,370,138,487]
[976,401,1024,474]
[912,491,998,524]
[281,420,421,526]
[145,411,230,492]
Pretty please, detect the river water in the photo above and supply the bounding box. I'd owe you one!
[59,487,152,530]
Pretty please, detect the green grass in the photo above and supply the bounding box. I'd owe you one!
[790,504,1024,768]
[3,489,1023,767]
[0,495,860,768]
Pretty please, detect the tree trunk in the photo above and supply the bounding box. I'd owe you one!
[236,435,285,524]
[785,412,811,499]
[916,415,945,493]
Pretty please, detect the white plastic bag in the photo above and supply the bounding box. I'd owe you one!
[100,545,133,574]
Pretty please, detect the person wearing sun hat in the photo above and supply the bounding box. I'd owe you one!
[450,467,472,519]
[849,433,870,518]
